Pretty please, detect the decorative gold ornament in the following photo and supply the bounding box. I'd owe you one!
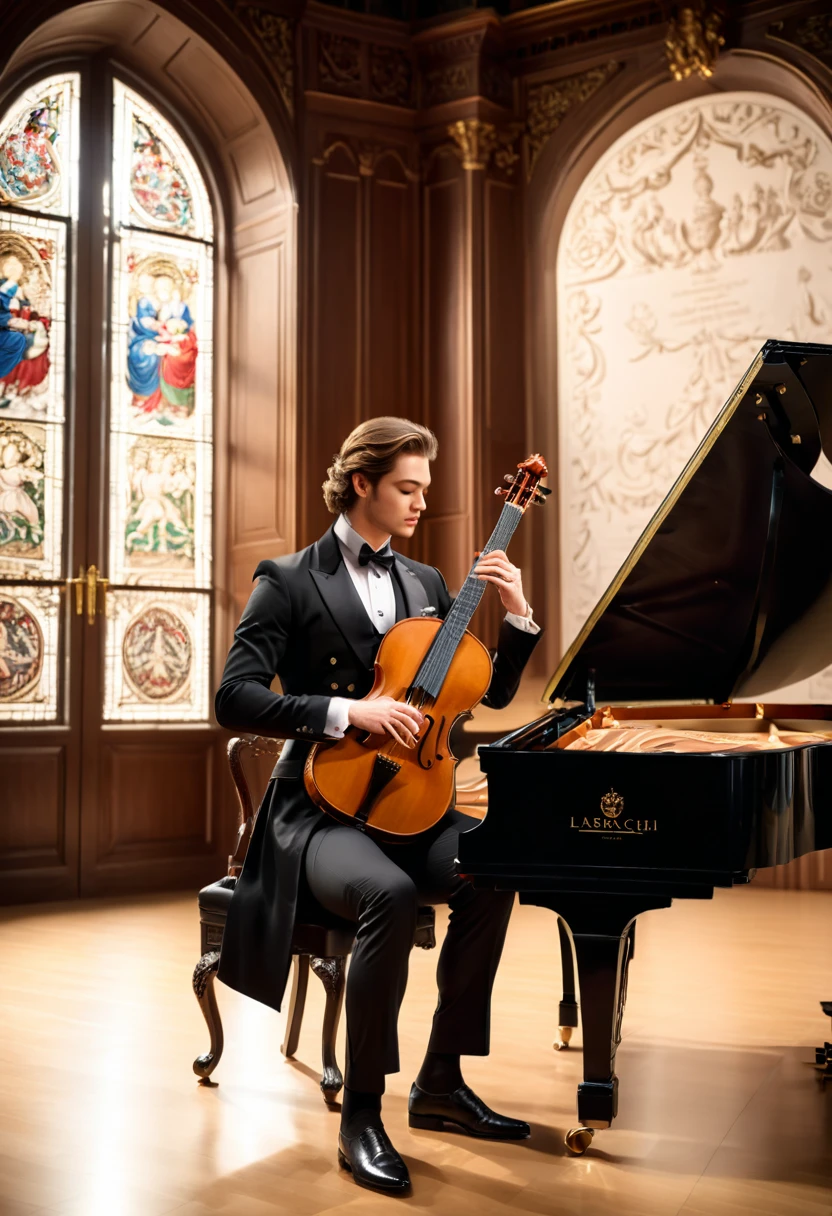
[447,119,497,171]
[665,3,725,82]
[600,788,624,819]
[494,125,523,178]
[526,62,620,182]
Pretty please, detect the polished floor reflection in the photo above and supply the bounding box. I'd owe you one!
[0,885,830,1215]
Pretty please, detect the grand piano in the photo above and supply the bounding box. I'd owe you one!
[457,339,832,1154]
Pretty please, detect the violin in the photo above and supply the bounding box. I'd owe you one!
[303,454,550,840]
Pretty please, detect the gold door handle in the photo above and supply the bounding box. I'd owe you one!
[66,566,85,616]
[66,566,108,623]
[85,564,109,626]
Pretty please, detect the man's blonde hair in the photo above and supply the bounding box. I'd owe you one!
[322,417,438,515]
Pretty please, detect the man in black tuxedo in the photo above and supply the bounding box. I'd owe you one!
[215,417,542,1195]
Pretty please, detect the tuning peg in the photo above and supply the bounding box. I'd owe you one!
[536,485,552,496]
[494,487,508,497]
[504,474,515,484]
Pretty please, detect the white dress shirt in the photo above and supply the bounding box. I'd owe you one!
[323,512,539,738]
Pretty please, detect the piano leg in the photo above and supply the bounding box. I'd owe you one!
[556,917,578,1049]
[521,893,671,1154]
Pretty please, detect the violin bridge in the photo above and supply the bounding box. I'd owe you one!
[354,753,402,829]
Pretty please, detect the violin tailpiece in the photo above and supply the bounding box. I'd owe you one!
[354,753,402,829]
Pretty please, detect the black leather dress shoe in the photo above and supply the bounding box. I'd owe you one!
[408,1082,531,1140]
[338,1124,411,1194]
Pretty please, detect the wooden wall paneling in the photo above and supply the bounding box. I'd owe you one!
[0,748,65,866]
[480,172,528,648]
[100,740,213,856]
[367,152,415,419]
[422,148,472,594]
[230,214,296,612]
[79,734,219,895]
[303,142,363,547]
[0,742,78,904]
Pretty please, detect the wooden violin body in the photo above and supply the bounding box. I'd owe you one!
[304,617,492,840]
[305,451,549,839]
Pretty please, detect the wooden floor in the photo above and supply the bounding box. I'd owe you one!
[1,887,831,1216]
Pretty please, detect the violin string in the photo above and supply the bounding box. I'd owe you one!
[370,493,531,791]
[415,504,523,696]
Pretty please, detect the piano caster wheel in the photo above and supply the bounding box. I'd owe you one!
[555,1026,573,1050]
[565,1126,595,1156]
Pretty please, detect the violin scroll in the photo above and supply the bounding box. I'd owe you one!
[494,453,551,511]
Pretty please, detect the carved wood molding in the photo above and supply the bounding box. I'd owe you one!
[370,45,414,107]
[505,5,664,68]
[314,135,418,181]
[767,11,832,66]
[526,60,620,182]
[417,25,512,109]
[424,62,475,108]
[318,31,363,97]
[315,33,415,107]
[219,1,295,118]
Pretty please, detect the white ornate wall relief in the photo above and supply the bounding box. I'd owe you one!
[557,92,832,701]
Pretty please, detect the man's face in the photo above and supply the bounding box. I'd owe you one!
[354,453,430,539]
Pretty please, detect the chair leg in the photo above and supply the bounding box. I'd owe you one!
[281,954,310,1059]
[192,950,224,1084]
[556,917,579,1050]
[310,955,346,1105]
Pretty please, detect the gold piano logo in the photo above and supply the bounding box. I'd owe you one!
[600,789,624,818]
[570,788,658,836]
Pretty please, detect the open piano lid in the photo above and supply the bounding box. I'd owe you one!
[546,340,832,707]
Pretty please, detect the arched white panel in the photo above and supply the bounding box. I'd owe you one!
[557,91,832,701]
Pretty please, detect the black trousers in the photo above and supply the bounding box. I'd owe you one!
[303,809,514,1093]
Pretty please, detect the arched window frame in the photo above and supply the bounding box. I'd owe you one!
[103,75,217,722]
[0,61,220,724]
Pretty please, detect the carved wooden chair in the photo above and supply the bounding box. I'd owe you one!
[192,735,437,1103]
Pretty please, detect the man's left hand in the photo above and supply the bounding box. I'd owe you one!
[475,550,528,617]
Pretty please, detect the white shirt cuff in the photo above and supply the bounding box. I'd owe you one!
[324,696,353,738]
[505,606,541,635]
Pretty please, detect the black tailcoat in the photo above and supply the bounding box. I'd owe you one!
[214,524,541,1011]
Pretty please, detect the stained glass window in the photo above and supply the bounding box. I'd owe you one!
[0,75,79,219]
[0,213,67,424]
[104,82,214,721]
[103,588,210,722]
[112,82,212,241]
[0,583,61,720]
[0,74,77,722]
[0,72,214,726]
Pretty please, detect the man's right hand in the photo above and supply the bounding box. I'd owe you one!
[347,697,424,748]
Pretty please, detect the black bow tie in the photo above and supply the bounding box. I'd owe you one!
[358,543,395,571]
